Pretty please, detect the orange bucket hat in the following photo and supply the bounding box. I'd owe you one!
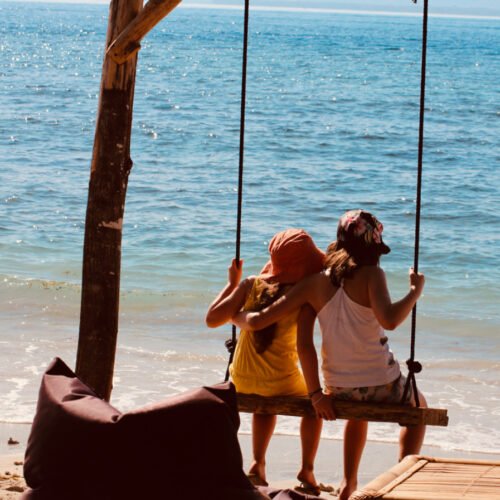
[260,228,325,284]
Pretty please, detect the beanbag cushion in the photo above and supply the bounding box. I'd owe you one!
[22,357,258,499]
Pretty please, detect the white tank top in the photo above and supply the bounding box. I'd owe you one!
[317,284,400,388]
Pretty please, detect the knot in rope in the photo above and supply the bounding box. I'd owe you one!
[406,359,423,374]
[225,338,237,354]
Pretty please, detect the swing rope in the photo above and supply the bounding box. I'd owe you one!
[401,0,429,406]
[224,0,433,413]
[224,0,250,382]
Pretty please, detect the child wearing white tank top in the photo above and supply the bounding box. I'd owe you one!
[233,210,427,500]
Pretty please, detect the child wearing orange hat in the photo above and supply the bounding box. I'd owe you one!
[206,229,326,495]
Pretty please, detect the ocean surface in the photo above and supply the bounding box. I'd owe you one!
[1,2,499,456]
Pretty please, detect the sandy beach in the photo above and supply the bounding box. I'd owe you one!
[238,433,500,493]
[2,422,498,499]
[0,453,24,500]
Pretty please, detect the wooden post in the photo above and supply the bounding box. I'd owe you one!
[107,0,182,64]
[76,0,143,400]
[76,0,182,401]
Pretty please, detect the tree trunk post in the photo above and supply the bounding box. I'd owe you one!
[76,0,143,400]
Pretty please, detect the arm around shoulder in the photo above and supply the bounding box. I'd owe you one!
[232,274,318,331]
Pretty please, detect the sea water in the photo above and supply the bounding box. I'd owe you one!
[0,2,499,455]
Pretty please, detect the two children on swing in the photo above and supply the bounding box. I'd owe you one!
[207,209,427,499]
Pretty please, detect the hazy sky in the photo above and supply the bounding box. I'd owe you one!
[5,0,500,17]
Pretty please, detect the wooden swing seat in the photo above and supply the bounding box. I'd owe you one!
[237,393,448,427]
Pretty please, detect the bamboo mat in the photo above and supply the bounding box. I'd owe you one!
[350,455,500,500]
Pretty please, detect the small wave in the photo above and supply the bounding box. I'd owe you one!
[25,84,49,90]
[362,134,387,141]
[0,275,81,292]
[0,419,33,425]
[242,426,500,456]
[2,194,20,203]
[118,345,225,363]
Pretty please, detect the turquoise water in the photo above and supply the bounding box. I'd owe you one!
[0,2,499,454]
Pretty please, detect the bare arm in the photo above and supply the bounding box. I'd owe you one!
[205,259,254,328]
[231,275,317,331]
[297,305,335,420]
[368,267,425,331]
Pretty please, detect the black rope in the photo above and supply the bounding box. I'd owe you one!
[224,0,250,382]
[401,0,429,406]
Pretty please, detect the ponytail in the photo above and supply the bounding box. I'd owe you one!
[325,239,381,286]
[324,241,359,286]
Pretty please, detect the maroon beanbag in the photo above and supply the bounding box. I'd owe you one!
[22,358,257,499]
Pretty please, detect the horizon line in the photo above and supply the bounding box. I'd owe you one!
[3,0,500,21]
[182,3,500,20]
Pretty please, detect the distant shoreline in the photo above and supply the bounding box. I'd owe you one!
[3,1,500,21]
[182,3,500,21]
[3,421,500,459]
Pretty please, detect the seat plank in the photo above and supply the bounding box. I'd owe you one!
[236,393,448,427]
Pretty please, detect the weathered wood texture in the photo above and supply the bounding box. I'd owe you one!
[76,0,144,401]
[351,455,500,500]
[237,393,449,427]
[107,0,182,64]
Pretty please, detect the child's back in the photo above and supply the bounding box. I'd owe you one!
[318,271,400,389]
[205,228,326,492]
[230,278,306,397]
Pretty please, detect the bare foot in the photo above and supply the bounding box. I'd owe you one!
[338,478,357,500]
[297,469,318,489]
[248,462,267,486]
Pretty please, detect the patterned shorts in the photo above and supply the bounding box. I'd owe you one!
[325,374,413,404]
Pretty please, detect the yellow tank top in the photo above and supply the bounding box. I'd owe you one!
[229,278,307,397]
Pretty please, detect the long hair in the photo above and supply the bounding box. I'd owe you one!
[325,240,381,286]
[249,279,289,354]
[326,209,389,286]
